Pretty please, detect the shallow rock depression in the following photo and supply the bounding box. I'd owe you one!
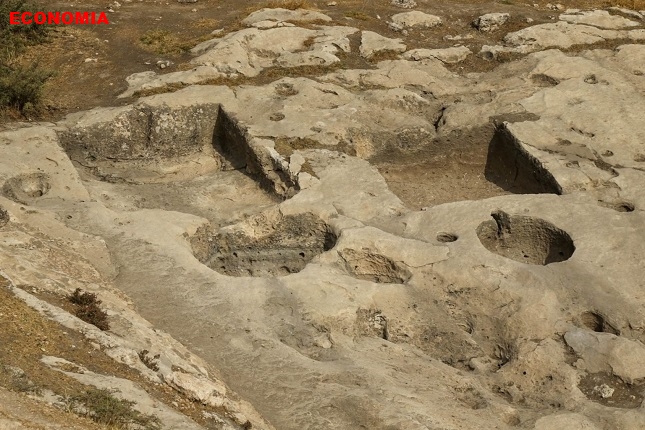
[204,213,337,277]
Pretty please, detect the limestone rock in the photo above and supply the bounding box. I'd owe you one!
[403,46,471,63]
[322,58,463,96]
[473,12,510,32]
[608,7,643,20]
[250,20,296,29]
[498,47,645,209]
[163,371,228,408]
[390,11,442,30]
[482,22,645,58]
[360,31,406,59]
[391,0,416,8]
[41,356,205,430]
[534,413,601,430]
[309,25,358,54]
[505,22,621,49]
[120,25,358,97]
[58,102,222,161]
[275,50,340,68]
[0,127,90,203]
[564,329,645,383]
[242,8,332,26]
[559,9,640,29]
[6,7,645,430]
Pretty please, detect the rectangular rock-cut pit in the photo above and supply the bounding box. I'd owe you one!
[58,102,298,198]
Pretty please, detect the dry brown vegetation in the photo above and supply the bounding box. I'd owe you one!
[259,0,312,10]
[139,29,213,55]
[68,288,110,331]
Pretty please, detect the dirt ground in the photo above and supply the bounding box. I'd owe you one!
[3,0,640,123]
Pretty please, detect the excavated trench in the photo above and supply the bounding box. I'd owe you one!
[484,124,562,195]
[212,105,298,199]
[58,104,298,200]
[57,102,345,278]
[375,122,561,210]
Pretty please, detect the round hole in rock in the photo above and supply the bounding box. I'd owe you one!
[476,210,575,265]
[2,173,51,204]
[436,232,458,243]
[204,213,336,277]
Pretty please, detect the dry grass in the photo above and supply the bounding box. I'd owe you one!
[132,75,247,98]
[66,388,161,430]
[605,0,645,8]
[274,136,356,159]
[367,50,404,63]
[299,160,319,178]
[345,10,373,21]
[274,136,322,158]
[192,18,219,29]
[139,30,213,55]
[572,0,645,7]
[258,62,344,80]
[260,0,312,10]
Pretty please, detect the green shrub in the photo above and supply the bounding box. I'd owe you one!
[0,0,51,113]
[66,388,161,430]
[0,63,52,111]
[0,0,48,60]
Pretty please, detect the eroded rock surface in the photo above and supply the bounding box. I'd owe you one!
[473,12,510,32]
[3,4,645,430]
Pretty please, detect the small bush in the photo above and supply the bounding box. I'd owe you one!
[0,64,52,111]
[1,365,41,394]
[66,388,161,430]
[0,0,51,113]
[69,288,97,306]
[68,288,110,331]
[0,0,48,58]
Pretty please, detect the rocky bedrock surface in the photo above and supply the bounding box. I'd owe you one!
[2,5,645,430]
